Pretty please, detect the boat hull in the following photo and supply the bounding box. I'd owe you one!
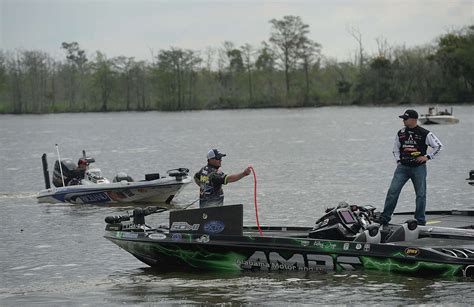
[419,115,459,125]
[37,177,191,204]
[105,228,474,278]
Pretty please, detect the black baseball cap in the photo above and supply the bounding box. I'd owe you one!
[207,149,226,160]
[399,109,418,120]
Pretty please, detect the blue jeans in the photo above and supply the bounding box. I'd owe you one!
[381,164,427,224]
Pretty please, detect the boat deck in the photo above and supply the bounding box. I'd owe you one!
[393,237,474,248]
[392,210,474,229]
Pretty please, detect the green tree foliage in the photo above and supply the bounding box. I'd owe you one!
[92,51,115,111]
[0,21,472,114]
[433,26,474,101]
[154,47,201,110]
[61,42,88,110]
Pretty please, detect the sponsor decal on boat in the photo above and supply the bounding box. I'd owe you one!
[170,222,200,231]
[313,240,337,249]
[117,232,138,239]
[300,240,310,247]
[343,243,350,250]
[404,248,419,256]
[364,244,371,252]
[196,234,210,243]
[171,233,182,241]
[149,233,167,240]
[355,243,362,250]
[107,191,127,201]
[236,251,361,272]
[204,220,225,234]
[123,189,135,197]
[78,192,110,204]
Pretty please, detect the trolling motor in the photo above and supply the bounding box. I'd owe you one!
[167,168,190,181]
[105,206,168,231]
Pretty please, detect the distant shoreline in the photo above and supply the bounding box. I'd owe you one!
[1,101,472,115]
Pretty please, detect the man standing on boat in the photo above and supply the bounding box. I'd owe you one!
[378,109,443,226]
[194,149,251,208]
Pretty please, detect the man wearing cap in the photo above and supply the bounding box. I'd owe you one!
[378,109,443,226]
[194,149,251,208]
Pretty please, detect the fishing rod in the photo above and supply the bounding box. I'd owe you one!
[55,144,65,187]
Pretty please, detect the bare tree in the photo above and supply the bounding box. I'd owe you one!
[269,15,310,96]
[298,39,321,105]
[375,36,392,59]
[347,25,365,70]
[241,43,254,102]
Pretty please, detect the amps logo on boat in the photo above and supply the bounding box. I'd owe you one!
[204,220,225,234]
[170,222,200,232]
[404,248,420,256]
[236,251,362,272]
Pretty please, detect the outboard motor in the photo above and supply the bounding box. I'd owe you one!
[309,203,363,240]
[113,172,134,182]
[52,158,83,187]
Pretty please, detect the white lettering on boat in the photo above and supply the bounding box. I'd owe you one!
[237,251,361,272]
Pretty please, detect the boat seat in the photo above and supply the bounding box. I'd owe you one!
[353,224,381,243]
[384,219,419,243]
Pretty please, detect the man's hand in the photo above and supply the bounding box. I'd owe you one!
[243,166,252,176]
[416,156,429,163]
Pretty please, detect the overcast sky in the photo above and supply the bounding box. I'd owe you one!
[1,0,472,62]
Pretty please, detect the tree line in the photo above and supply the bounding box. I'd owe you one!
[0,16,472,114]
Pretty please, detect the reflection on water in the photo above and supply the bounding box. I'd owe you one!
[103,269,473,305]
[1,106,473,305]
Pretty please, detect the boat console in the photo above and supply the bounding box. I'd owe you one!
[309,202,419,243]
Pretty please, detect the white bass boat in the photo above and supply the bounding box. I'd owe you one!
[418,107,459,125]
[37,152,191,205]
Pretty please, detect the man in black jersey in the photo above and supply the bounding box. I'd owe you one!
[379,109,443,226]
[194,149,251,208]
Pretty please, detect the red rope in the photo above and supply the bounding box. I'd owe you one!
[249,166,263,236]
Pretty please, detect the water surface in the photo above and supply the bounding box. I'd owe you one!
[1,106,473,305]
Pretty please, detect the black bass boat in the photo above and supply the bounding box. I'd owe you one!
[104,203,474,278]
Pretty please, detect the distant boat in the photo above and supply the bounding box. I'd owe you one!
[419,107,459,125]
[467,170,474,186]
[37,151,191,205]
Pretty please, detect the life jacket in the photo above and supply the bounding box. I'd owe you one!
[398,126,429,167]
[194,164,227,207]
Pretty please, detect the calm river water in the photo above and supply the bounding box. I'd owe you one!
[1,106,473,305]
